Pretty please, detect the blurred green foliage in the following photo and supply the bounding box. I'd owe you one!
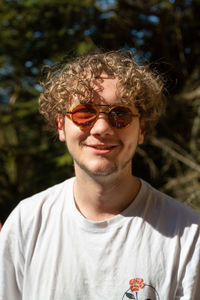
[1,0,200,222]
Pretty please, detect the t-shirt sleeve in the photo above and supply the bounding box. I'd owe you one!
[0,206,24,300]
[176,224,200,299]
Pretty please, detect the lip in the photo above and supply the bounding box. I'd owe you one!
[85,144,117,154]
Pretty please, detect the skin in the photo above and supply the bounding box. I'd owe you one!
[58,76,145,221]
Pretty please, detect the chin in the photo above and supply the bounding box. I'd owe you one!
[76,160,118,177]
[91,170,117,177]
[91,162,119,174]
[89,166,118,177]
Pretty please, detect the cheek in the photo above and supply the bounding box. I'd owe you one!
[122,126,142,149]
[61,124,89,146]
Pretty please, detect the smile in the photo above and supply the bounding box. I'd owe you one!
[87,145,117,150]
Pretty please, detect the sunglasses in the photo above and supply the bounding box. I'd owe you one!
[65,103,140,129]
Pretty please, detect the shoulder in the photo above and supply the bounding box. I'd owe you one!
[19,176,75,213]
[141,179,200,220]
[1,177,75,240]
[139,179,200,237]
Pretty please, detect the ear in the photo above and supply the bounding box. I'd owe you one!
[57,115,66,142]
[138,120,146,145]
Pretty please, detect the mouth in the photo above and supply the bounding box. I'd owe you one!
[87,144,117,150]
[84,144,118,155]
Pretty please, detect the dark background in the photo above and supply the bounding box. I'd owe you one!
[1,0,200,223]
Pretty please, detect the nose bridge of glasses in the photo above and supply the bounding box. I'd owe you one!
[94,104,109,118]
[96,103,114,114]
[90,110,114,132]
[90,106,112,129]
[98,110,108,116]
[94,111,109,127]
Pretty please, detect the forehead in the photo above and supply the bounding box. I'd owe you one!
[71,75,122,107]
[93,76,120,103]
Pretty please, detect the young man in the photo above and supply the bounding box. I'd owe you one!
[0,51,199,300]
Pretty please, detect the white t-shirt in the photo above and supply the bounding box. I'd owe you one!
[0,177,200,300]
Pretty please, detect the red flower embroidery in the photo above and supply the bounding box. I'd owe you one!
[129,278,145,292]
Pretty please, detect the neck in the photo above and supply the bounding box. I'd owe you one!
[73,169,141,221]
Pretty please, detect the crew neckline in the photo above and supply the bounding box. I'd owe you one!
[67,177,147,233]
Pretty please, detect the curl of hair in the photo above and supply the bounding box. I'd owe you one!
[38,50,166,132]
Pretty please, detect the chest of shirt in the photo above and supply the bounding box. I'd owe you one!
[22,217,179,299]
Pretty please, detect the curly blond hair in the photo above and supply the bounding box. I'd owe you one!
[38,50,166,132]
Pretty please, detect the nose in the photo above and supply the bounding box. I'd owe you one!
[89,113,114,136]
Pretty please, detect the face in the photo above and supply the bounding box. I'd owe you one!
[58,76,145,179]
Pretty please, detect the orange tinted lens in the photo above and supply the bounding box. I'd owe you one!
[71,104,97,127]
[109,106,132,128]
